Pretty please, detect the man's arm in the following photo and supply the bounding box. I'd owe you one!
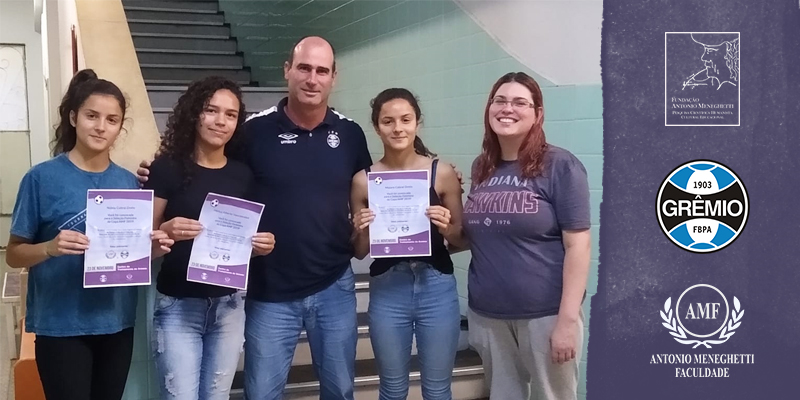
[353,123,373,173]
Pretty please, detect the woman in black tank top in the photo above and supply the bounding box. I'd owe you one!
[350,88,466,400]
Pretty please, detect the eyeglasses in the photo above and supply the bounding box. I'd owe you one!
[489,97,535,109]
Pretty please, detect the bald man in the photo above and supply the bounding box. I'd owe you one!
[237,36,370,399]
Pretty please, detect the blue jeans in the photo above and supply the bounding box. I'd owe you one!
[368,262,461,400]
[244,266,358,400]
[152,291,245,400]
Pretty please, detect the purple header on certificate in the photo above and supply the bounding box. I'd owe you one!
[368,170,429,182]
[87,190,153,201]
[206,193,264,214]
[187,263,247,290]
[84,256,151,287]
[371,231,432,257]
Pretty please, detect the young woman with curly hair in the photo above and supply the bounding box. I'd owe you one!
[143,76,276,400]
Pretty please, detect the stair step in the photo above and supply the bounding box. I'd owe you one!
[124,9,225,25]
[146,86,287,92]
[229,350,485,399]
[306,312,369,340]
[290,309,466,368]
[154,113,169,135]
[355,272,369,290]
[147,87,286,114]
[153,111,266,135]
[352,257,371,275]
[145,80,252,86]
[231,25,330,41]
[356,273,370,313]
[137,52,243,69]
[149,87,287,134]
[225,14,340,31]
[133,36,237,53]
[238,36,304,53]
[230,310,470,369]
[142,67,252,86]
[122,0,218,14]
[131,32,229,40]
[128,22,230,39]
[145,79,252,86]
[140,64,242,70]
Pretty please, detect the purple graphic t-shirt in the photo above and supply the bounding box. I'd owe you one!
[464,145,591,319]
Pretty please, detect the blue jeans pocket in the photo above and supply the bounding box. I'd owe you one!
[155,293,178,312]
[371,266,396,283]
[227,292,244,310]
[424,265,453,282]
[335,267,356,291]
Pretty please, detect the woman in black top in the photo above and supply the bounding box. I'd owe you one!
[144,76,275,400]
[350,88,466,400]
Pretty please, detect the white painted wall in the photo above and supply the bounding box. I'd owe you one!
[456,0,602,85]
[0,0,50,164]
[45,0,85,137]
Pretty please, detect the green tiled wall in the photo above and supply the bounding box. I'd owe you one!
[219,0,356,86]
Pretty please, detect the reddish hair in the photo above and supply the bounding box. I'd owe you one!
[472,72,548,185]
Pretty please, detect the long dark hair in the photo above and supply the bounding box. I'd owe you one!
[473,72,547,184]
[369,88,436,158]
[157,76,246,188]
[51,69,127,156]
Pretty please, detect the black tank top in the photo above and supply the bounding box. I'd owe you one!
[367,159,454,276]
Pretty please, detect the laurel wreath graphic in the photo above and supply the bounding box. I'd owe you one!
[660,296,744,349]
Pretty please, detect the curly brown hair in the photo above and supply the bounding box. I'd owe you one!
[157,76,247,188]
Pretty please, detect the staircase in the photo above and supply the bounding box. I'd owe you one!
[122,1,487,398]
[226,259,486,400]
[122,0,285,133]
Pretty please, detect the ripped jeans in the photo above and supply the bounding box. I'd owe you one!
[152,291,245,400]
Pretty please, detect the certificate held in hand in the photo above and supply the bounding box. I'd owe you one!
[187,193,265,290]
[84,189,154,288]
[367,170,432,258]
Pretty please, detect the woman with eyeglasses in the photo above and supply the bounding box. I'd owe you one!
[462,72,591,400]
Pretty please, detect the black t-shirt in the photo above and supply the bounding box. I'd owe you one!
[144,156,254,298]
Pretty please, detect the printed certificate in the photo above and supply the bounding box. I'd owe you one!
[367,169,431,258]
[84,190,154,288]
[187,193,264,290]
